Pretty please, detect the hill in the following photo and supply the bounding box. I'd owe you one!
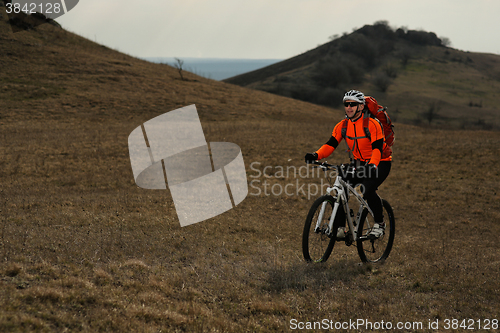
[225,22,500,130]
[0,11,331,125]
[1,13,500,332]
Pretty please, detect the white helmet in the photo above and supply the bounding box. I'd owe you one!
[343,90,365,104]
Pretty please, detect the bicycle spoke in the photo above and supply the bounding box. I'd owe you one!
[356,199,395,263]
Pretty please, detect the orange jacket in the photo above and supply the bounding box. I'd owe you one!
[315,116,392,166]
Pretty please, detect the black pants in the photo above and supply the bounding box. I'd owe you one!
[342,161,391,223]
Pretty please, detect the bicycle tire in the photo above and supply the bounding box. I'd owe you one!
[356,199,395,263]
[302,195,343,263]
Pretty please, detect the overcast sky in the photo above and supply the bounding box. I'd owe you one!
[56,0,500,59]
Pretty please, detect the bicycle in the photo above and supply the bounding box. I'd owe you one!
[302,161,395,264]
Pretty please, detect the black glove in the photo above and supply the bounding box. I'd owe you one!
[304,152,318,163]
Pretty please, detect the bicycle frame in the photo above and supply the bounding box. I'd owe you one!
[314,174,373,242]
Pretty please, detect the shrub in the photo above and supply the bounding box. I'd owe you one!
[289,85,317,104]
[372,72,392,92]
[383,63,399,78]
[312,55,365,88]
[397,47,413,67]
[358,21,396,41]
[339,33,379,68]
[403,30,442,46]
[316,88,344,108]
[313,58,350,88]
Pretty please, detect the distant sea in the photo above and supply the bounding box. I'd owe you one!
[142,57,282,81]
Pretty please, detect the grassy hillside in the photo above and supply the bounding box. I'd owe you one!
[1,14,500,332]
[225,22,500,130]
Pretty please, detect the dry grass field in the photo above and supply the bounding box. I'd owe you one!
[1,17,500,332]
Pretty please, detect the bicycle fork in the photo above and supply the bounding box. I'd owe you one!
[313,185,344,237]
[314,200,329,234]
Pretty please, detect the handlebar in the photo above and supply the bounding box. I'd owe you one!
[306,160,361,178]
[306,160,338,170]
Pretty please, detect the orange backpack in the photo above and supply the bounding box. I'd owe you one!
[341,96,394,159]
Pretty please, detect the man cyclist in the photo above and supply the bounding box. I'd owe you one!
[304,90,392,238]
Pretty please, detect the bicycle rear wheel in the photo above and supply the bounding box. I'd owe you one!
[302,195,344,263]
[356,199,395,263]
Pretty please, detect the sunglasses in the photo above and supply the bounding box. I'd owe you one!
[344,102,359,107]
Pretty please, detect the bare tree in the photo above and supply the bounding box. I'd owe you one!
[423,102,442,125]
[328,34,339,41]
[397,47,413,68]
[174,58,185,81]
[372,72,392,92]
[383,63,399,79]
[440,36,452,47]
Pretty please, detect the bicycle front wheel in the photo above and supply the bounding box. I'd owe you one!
[302,195,341,263]
[356,199,395,263]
